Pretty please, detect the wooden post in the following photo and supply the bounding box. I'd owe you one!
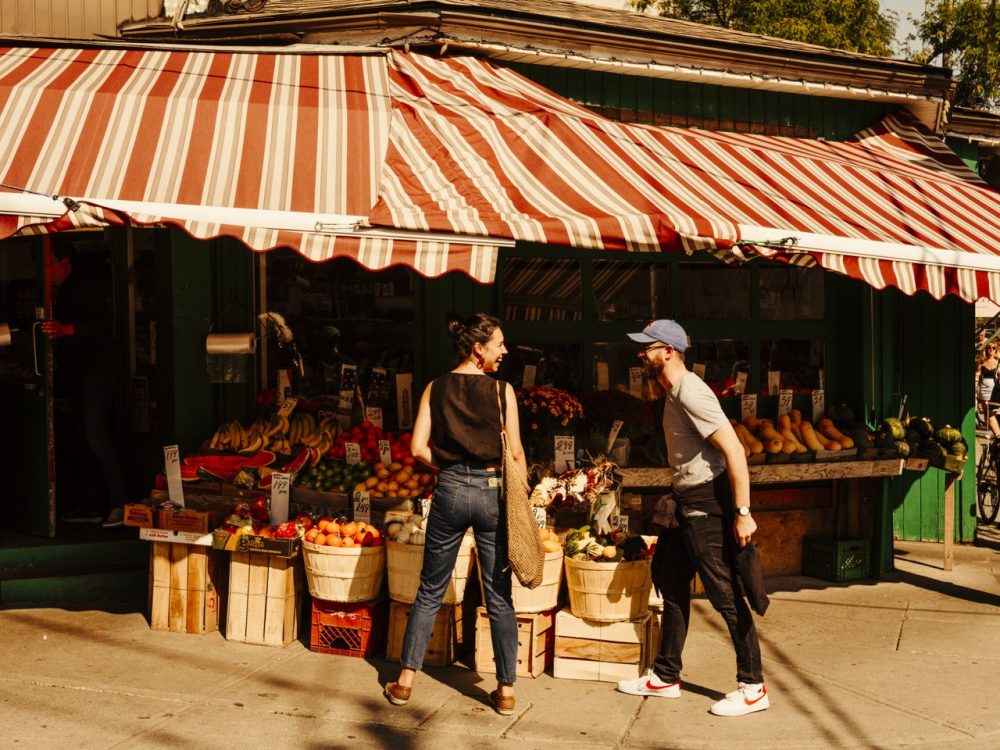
[943,474,956,572]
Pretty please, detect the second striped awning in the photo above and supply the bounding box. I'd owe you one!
[372,52,1000,302]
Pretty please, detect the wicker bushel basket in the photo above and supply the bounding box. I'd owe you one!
[386,534,475,604]
[301,540,386,603]
[477,548,564,613]
[564,556,652,622]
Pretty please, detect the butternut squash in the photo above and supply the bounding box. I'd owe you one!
[817,418,855,449]
[780,428,808,453]
[742,416,761,432]
[777,414,792,431]
[789,409,802,426]
[798,421,826,452]
[763,438,783,454]
[735,424,763,454]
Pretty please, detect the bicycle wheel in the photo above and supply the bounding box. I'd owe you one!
[977,446,1000,523]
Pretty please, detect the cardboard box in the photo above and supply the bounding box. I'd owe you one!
[139,527,214,546]
[212,529,299,558]
[126,494,234,533]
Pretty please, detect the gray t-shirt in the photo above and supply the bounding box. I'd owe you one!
[662,371,729,492]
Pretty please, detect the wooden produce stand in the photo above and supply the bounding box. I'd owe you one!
[142,528,222,635]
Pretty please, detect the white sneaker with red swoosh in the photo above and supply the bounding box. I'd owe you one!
[616,670,681,698]
[709,682,769,716]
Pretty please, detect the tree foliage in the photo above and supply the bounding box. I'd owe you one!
[912,1,1000,110]
[629,1,897,57]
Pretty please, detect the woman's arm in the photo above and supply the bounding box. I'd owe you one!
[504,382,528,482]
[410,383,436,468]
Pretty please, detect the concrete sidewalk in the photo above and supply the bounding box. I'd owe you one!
[2,539,1000,750]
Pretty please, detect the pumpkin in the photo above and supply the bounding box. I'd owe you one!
[934,425,962,445]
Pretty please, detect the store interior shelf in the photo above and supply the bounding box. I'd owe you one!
[619,459,905,489]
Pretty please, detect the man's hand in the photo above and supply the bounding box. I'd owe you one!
[734,513,757,548]
[40,320,73,338]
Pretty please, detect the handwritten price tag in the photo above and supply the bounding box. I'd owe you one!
[735,371,748,396]
[554,435,575,473]
[345,442,362,465]
[365,406,383,428]
[277,397,298,418]
[811,389,825,423]
[741,394,757,421]
[767,370,781,397]
[270,472,290,525]
[420,497,432,518]
[611,514,630,533]
[628,367,643,398]
[606,419,624,452]
[163,444,184,508]
[778,389,794,417]
[532,506,547,529]
[352,490,371,524]
[692,363,706,380]
[378,439,392,467]
[318,409,335,422]
[523,364,537,387]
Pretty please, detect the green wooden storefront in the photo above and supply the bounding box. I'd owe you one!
[65,61,978,575]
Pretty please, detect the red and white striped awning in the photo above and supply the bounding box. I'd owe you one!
[373,52,1000,303]
[0,45,502,282]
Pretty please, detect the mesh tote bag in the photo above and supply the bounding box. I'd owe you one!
[496,382,544,588]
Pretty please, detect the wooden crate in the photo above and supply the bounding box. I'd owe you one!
[149,541,222,634]
[552,608,653,683]
[474,606,556,678]
[225,551,301,647]
[385,600,464,667]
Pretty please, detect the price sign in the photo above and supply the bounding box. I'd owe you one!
[611,514,630,533]
[628,367,644,398]
[741,394,757,421]
[606,419,624,452]
[811,389,825,423]
[735,371,748,396]
[396,372,414,429]
[318,409,335,422]
[270,472,290,525]
[420,497,432,518]
[345,442,362,465]
[340,364,358,391]
[352,490,371,524]
[366,406,383,428]
[532,506,547,529]
[277,397,298,418]
[378,439,392,467]
[277,369,292,402]
[692,362,706,380]
[163,444,184,508]
[554,435,575,474]
[767,370,781,397]
[778,389,794,417]
[596,361,610,391]
[523,364,537,387]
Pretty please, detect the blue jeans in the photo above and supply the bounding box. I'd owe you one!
[400,464,518,683]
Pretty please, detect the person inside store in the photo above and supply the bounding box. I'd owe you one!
[40,236,126,529]
[314,324,354,394]
[977,343,1000,439]
[616,319,768,717]
[384,312,526,716]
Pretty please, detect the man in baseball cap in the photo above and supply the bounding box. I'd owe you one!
[616,319,767,717]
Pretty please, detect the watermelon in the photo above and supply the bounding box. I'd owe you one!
[258,472,274,489]
[180,465,200,482]
[241,450,277,469]
[284,449,309,475]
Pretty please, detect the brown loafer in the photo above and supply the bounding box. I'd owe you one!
[490,690,515,716]
[385,682,411,706]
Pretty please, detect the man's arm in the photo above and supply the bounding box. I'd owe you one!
[708,422,755,547]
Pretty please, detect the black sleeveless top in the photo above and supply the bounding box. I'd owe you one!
[429,373,509,466]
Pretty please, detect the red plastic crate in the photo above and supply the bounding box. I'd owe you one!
[310,597,389,658]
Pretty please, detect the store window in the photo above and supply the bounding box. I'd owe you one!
[677,263,750,320]
[759,266,825,320]
[759,339,825,394]
[591,260,668,321]
[503,257,582,321]
[264,252,415,425]
[503,341,583,392]
[685,339,752,399]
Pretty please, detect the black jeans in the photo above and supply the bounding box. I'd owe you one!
[651,477,763,685]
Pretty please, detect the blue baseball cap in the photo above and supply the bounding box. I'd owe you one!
[627,320,689,352]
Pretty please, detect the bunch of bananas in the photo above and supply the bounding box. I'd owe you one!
[206,412,341,456]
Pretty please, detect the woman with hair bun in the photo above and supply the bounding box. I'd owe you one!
[384,313,527,716]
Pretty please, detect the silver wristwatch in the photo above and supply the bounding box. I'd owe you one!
[736,506,751,517]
